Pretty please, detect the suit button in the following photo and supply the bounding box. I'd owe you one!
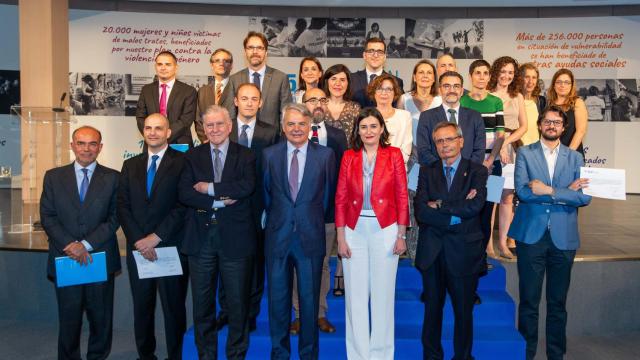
[378,199,383,203]
[353,200,357,204]
[546,209,550,213]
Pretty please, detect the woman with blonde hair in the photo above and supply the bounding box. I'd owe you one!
[519,62,546,145]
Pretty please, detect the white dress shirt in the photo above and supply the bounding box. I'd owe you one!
[541,141,560,185]
[287,141,308,190]
[74,160,97,251]
[366,69,383,83]
[207,139,230,208]
[158,78,176,103]
[441,103,461,124]
[147,145,168,170]
[249,66,266,90]
[236,118,257,148]
[308,120,328,146]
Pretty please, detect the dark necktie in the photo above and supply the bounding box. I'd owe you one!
[79,168,89,203]
[213,148,222,183]
[147,154,159,197]
[252,72,261,90]
[445,166,453,191]
[447,108,457,124]
[289,149,300,201]
[311,125,319,144]
[239,124,249,147]
[369,73,376,84]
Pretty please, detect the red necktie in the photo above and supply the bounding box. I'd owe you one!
[159,83,168,116]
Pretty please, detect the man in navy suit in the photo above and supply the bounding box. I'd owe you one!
[262,103,337,359]
[416,71,485,167]
[350,37,404,108]
[509,106,591,360]
[414,121,488,360]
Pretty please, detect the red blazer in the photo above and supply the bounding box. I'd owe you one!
[335,145,409,230]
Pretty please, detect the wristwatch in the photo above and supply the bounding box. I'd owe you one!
[397,234,407,240]
[435,199,443,209]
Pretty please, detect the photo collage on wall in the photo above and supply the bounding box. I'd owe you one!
[574,79,639,122]
[249,17,485,61]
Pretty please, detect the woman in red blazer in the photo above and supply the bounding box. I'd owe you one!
[335,107,409,360]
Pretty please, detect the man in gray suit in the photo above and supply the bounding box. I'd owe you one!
[196,48,234,143]
[226,31,293,133]
[40,126,120,360]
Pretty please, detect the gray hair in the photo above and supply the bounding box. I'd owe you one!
[280,102,312,126]
[432,121,463,140]
[202,105,231,124]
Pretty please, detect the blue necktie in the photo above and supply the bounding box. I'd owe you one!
[79,168,89,203]
[445,166,453,191]
[252,72,261,90]
[147,154,159,197]
[239,124,249,147]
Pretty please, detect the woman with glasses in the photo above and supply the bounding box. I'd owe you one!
[335,107,409,360]
[487,56,528,259]
[368,73,413,166]
[548,68,588,156]
[294,57,323,104]
[519,63,546,146]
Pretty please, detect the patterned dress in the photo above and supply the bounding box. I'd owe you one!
[324,101,360,146]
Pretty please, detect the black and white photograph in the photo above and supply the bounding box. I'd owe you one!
[0,70,19,114]
[248,16,290,57]
[405,19,446,59]
[364,18,419,59]
[178,75,210,92]
[68,72,129,116]
[442,19,484,59]
[287,17,327,58]
[576,79,639,122]
[327,18,366,58]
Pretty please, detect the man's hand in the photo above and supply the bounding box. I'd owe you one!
[529,179,553,196]
[193,182,210,194]
[482,158,494,172]
[135,233,161,261]
[466,189,477,200]
[427,201,438,209]
[223,199,237,206]
[63,242,92,265]
[569,178,590,191]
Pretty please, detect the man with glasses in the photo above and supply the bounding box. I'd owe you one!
[416,71,485,167]
[226,31,292,132]
[509,105,591,360]
[287,88,347,335]
[196,48,234,143]
[350,37,404,108]
[414,121,488,360]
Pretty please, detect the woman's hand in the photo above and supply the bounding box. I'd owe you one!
[337,230,352,259]
[393,236,407,255]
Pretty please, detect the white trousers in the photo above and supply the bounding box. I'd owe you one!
[343,209,399,360]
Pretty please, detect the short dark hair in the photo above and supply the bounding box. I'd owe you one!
[468,59,491,75]
[350,107,390,151]
[243,31,268,49]
[321,64,352,100]
[438,71,464,86]
[364,37,386,52]
[155,51,177,63]
[538,105,568,127]
[210,48,233,63]
[367,73,402,103]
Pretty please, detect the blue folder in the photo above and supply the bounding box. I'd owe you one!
[55,251,108,288]
[169,143,189,153]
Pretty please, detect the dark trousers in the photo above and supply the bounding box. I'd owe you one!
[479,160,501,274]
[517,231,576,360]
[218,229,265,321]
[189,225,254,360]
[55,274,115,360]
[421,252,478,360]
[267,232,323,360]
[127,251,188,360]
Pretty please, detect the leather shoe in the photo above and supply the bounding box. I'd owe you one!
[289,319,300,335]
[216,313,228,331]
[318,317,336,333]
[249,317,257,332]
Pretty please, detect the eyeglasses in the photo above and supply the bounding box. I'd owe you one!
[245,45,266,52]
[440,84,462,91]
[211,59,232,65]
[555,80,572,86]
[304,97,329,105]
[364,49,385,57]
[541,119,563,127]
[434,136,461,145]
[375,87,394,94]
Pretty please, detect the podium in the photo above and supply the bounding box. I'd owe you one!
[4,106,74,233]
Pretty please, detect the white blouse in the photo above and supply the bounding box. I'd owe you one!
[385,108,413,165]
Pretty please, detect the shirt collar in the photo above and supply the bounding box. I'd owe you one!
[210,138,230,156]
[312,120,324,128]
[237,118,256,130]
[441,102,460,115]
[287,140,309,155]
[216,77,229,87]
[148,144,168,160]
[249,66,266,78]
[74,160,97,173]
[540,140,560,155]
[159,78,176,89]
[442,154,462,172]
[366,69,383,79]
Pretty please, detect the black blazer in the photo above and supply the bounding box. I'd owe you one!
[117,147,186,251]
[40,163,121,278]
[350,69,404,108]
[324,123,348,223]
[195,79,234,143]
[230,119,280,226]
[414,158,488,277]
[136,80,197,146]
[179,141,257,259]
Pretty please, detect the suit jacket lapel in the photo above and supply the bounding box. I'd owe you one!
[450,159,469,194]
[354,150,364,202]
[552,145,569,186]
[437,105,448,122]
[82,165,105,209]
[166,81,180,114]
[150,148,175,197]
[532,142,552,185]
[222,142,238,181]
[230,118,239,142]
[262,67,274,103]
[151,82,160,113]
[279,142,293,201]
[137,153,149,198]
[200,144,215,182]
[297,143,316,202]
[62,164,81,209]
[252,121,266,150]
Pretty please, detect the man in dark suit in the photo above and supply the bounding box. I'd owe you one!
[136,50,197,147]
[196,48,234,143]
[40,126,120,360]
[350,37,404,108]
[216,83,279,331]
[289,87,347,334]
[179,105,257,360]
[117,113,188,360]
[263,103,336,359]
[509,106,591,360]
[416,71,485,167]
[226,31,293,132]
[414,121,488,360]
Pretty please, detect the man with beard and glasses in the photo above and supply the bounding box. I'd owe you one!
[509,105,591,360]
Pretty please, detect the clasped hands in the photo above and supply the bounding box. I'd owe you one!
[63,242,92,265]
[193,181,237,205]
[135,233,162,261]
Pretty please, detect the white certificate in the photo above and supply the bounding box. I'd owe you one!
[133,246,184,279]
[501,164,515,190]
[579,167,626,200]
[407,164,420,192]
[486,175,505,203]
